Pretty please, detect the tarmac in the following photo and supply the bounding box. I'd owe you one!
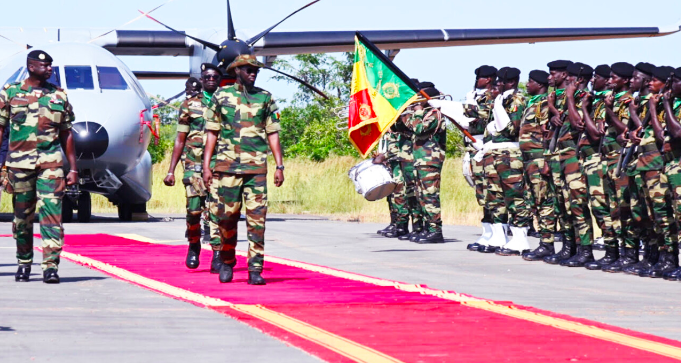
[1,213,681,362]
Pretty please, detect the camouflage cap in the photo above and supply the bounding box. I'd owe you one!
[226,54,265,75]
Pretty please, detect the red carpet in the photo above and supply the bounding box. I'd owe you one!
[48,234,681,362]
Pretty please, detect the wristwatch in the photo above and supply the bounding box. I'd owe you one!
[276,165,285,171]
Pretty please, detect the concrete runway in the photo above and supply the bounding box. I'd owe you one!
[1,213,680,362]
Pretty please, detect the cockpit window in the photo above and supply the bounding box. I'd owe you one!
[5,67,23,85]
[65,66,94,90]
[97,66,128,90]
[47,67,60,87]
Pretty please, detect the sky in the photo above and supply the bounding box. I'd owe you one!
[0,0,680,103]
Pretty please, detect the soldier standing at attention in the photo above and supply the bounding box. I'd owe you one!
[203,55,284,285]
[0,50,77,283]
[165,65,223,272]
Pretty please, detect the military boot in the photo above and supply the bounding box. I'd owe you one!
[185,243,201,269]
[480,223,507,253]
[585,245,619,270]
[522,242,555,261]
[384,223,409,238]
[43,268,60,284]
[467,222,492,251]
[416,231,445,244]
[410,230,428,243]
[497,226,531,256]
[248,271,266,285]
[641,248,678,278]
[663,267,681,281]
[603,247,639,273]
[377,212,397,235]
[527,224,541,238]
[560,245,595,267]
[15,264,30,282]
[543,239,576,265]
[623,244,658,275]
[210,250,223,274]
[400,221,422,241]
[219,263,234,283]
[592,237,606,251]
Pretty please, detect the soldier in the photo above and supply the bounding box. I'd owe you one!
[203,55,284,285]
[165,65,223,272]
[376,132,399,236]
[519,70,558,261]
[403,82,446,244]
[0,50,77,283]
[463,65,497,251]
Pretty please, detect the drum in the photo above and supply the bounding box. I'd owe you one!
[348,159,396,201]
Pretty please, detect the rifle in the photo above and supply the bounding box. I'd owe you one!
[616,97,650,177]
[548,113,565,153]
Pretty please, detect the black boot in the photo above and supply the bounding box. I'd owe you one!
[416,232,444,244]
[553,232,564,242]
[384,223,409,238]
[400,221,422,241]
[410,230,428,243]
[248,271,266,285]
[377,212,396,235]
[560,245,595,267]
[663,267,681,281]
[210,250,223,274]
[15,264,30,282]
[43,268,60,284]
[219,263,233,283]
[185,243,201,269]
[527,225,541,238]
[623,244,658,275]
[522,242,555,261]
[585,245,619,270]
[543,240,576,265]
[642,248,678,278]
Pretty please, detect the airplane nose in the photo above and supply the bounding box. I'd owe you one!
[72,122,109,159]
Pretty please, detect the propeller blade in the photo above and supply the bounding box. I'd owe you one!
[263,66,329,100]
[246,0,321,46]
[138,10,221,52]
[89,0,175,43]
[226,0,236,40]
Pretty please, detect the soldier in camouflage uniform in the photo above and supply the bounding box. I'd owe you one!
[404,82,446,244]
[0,50,78,284]
[165,64,223,272]
[203,55,284,285]
[519,70,558,261]
[376,132,399,236]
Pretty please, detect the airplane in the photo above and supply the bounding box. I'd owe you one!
[0,0,679,222]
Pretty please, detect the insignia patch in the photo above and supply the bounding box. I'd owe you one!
[382,82,399,99]
[358,104,372,121]
[38,53,45,60]
[50,95,62,104]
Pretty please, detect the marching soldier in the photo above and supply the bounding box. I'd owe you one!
[165,65,223,272]
[0,50,78,283]
[203,55,284,285]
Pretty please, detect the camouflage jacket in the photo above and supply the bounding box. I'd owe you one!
[557,88,588,151]
[602,91,632,154]
[633,95,664,170]
[177,91,212,171]
[579,90,611,153]
[519,93,548,157]
[464,91,493,149]
[662,99,681,157]
[204,83,280,175]
[543,88,566,152]
[385,119,414,163]
[0,80,74,170]
[405,108,446,168]
[491,91,525,144]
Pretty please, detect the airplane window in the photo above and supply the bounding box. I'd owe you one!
[47,67,61,87]
[65,66,94,90]
[4,67,23,85]
[97,66,128,90]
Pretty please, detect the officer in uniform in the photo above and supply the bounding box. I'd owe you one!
[203,55,284,285]
[165,65,223,272]
[0,50,78,283]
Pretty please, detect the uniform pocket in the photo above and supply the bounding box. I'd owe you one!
[10,97,29,124]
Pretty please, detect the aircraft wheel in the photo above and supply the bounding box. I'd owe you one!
[77,192,91,223]
[118,203,132,222]
[62,196,74,223]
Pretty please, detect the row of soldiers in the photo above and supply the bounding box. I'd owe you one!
[374,82,447,244]
[462,60,681,280]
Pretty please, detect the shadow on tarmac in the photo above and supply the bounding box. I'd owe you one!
[0,326,15,332]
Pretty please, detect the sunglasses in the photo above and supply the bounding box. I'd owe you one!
[242,67,260,75]
[202,74,220,80]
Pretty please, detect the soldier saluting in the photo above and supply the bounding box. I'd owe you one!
[0,50,77,284]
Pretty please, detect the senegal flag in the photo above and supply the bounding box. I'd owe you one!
[349,32,420,158]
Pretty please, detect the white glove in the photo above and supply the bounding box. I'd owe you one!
[492,94,511,131]
[462,152,472,177]
[465,90,477,105]
[428,99,473,129]
[486,121,498,135]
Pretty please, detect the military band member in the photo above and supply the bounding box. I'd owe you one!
[0,50,77,284]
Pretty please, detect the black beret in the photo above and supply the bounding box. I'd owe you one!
[421,87,441,98]
[185,77,202,89]
[27,50,52,62]
[652,66,675,81]
[497,67,520,81]
[410,78,420,85]
[567,62,593,78]
[611,62,635,78]
[200,63,223,75]
[418,81,435,89]
[635,62,656,76]
[547,60,573,71]
[475,65,497,79]
[675,68,681,80]
[594,64,611,79]
[528,70,549,85]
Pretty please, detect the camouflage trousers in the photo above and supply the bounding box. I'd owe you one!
[391,160,422,226]
[636,169,675,249]
[486,149,531,227]
[546,153,569,242]
[183,171,210,245]
[209,172,267,272]
[524,157,556,243]
[665,158,681,243]
[558,150,593,246]
[472,157,492,224]
[416,165,442,233]
[604,152,638,248]
[9,167,65,270]
[581,153,616,245]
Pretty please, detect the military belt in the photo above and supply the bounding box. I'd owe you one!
[601,143,622,155]
[522,151,545,161]
[186,165,203,172]
[639,143,660,154]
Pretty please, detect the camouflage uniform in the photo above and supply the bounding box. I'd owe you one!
[464,91,493,223]
[0,80,74,270]
[385,122,422,228]
[405,108,445,233]
[544,89,569,240]
[664,99,681,242]
[519,93,556,243]
[204,83,280,272]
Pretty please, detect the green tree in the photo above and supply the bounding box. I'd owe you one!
[146,96,183,164]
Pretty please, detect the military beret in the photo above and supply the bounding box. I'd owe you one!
[611,62,635,78]
[27,50,52,62]
[528,70,549,86]
[475,65,497,79]
[635,62,656,76]
[594,64,611,79]
[226,54,265,76]
[200,63,223,75]
[421,87,441,98]
[674,68,681,80]
[185,77,201,89]
[410,78,420,85]
[652,66,675,81]
[497,67,520,81]
[547,60,573,71]
[418,81,435,89]
[567,62,593,78]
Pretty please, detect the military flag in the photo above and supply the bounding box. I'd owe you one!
[348,32,420,157]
